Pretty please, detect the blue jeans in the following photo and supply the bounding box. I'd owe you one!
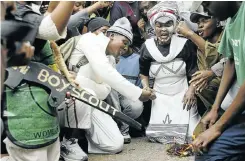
[195,120,245,161]
[106,89,143,133]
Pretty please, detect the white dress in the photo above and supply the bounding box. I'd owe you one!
[145,35,201,144]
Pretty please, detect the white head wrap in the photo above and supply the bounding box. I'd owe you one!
[147,1,180,28]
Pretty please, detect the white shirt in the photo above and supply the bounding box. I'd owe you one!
[71,33,142,101]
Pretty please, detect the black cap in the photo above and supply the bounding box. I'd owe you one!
[190,12,212,23]
[86,17,111,32]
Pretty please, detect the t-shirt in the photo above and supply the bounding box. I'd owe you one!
[218,2,245,86]
[116,53,142,87]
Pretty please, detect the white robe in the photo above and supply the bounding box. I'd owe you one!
[59,33,143,154]
[145,35,200,144]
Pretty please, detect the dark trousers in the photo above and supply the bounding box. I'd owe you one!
[195,119,245,161]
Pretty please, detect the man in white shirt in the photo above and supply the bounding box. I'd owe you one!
[59,17,154,161]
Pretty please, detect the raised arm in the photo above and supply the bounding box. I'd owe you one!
[177,21,206,54]
[49,1,75,35]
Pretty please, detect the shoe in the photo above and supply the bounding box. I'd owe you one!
[60,138,88,161]
[122,132,131,144]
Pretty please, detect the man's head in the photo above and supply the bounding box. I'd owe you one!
[87,17,111,35]
[106,17,133,57]
[73,1,84,14]
[139,1,158,21]
[190,11,220,39]
[201,1,240,21]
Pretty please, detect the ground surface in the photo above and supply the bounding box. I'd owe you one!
[89,137,194,161]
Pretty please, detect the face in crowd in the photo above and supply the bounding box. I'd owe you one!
[154,19,175,45]
[139,1,157,21]
[197,17,219,39]
[107,34,130,58]
[93,26,110,35]
[73,1,85,14]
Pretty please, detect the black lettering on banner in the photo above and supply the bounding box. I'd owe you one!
[33,132,42,138]
[33,128,59,138]
[42,130,48,137]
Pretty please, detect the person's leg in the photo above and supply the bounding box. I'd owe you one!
[4,137,51,161]
[47,139,60,161]
[86,109,124,154]
[58,100,91,161]
[119,93,144,143]
[195,121,245,161]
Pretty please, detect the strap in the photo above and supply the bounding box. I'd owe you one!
[122,74,140,86]
[68,55,89,73]
[4,62,142,130]
[122,75,138,80]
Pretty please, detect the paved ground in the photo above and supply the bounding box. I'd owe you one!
[89,137,194,161]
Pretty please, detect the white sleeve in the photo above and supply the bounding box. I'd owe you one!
[75,75,111,100]
[77,34,142,101]
[36,14,67,41]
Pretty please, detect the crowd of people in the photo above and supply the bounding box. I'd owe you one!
[1,1,245,161]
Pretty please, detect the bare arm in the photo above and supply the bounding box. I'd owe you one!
[215,80,245,131]
[85,2,109,15]
[212,58,236,111]
[177,21,206,54]
[140,74,149,88]
[50,1,75,35]
[186,32,206,54]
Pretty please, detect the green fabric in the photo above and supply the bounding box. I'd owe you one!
[33,41,55,66]
[5,84,59,148]
[218,2,245,86]
[5,40,60,148]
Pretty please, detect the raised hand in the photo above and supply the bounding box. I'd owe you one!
[176,21,192,37]
[137,18,145,32]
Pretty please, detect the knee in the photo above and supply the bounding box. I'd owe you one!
[105,134,124,154]
[129,101,143,119]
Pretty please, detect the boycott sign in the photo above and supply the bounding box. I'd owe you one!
[5,62,142,130]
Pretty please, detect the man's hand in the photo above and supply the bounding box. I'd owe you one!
[176,21,192,37]
[183,85,197,111]
[8,42,35,66]
[192,124,222,152]
[144,87,157,100]
[190,70,214,92]
[137,18,145,32]
[201,107,219,129]
[95,1,111,9]
[139,88,152,102]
